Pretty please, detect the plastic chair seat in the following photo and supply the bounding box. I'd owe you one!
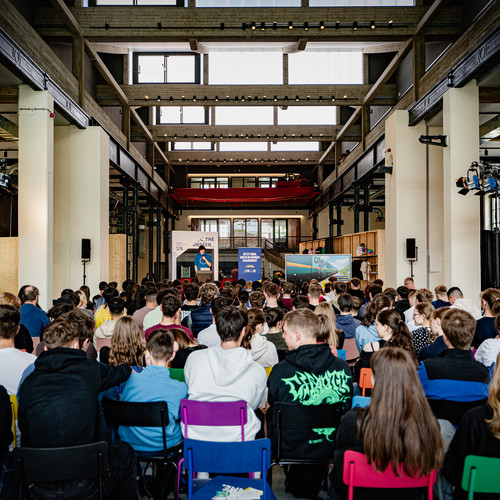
[461,454,500,498]
[192,476,276,500]
[343,450,437,500]
[352,396,371,408]
[359,368,373,397]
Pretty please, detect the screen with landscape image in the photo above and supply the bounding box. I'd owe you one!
[285,254,351,286]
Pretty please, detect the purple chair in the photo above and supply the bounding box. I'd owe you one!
[178,399,248,496]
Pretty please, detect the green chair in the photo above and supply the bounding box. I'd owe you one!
[461,454,500,499]
[169,368,185,382]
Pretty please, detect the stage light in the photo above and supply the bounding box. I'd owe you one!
[388,20,393,28]
[157,96,161,101]
[273,22,277,30]
[335,21,340,29]
[370,21,376,29]
[288,21,293,29]
[456,177,473,196]
[260,22,266,31]
[215,96,219,101]
[251,21,256,30]
[296,96,300,101]
[319,21,325,29]
[169,96,173,102]
[304,22,309,31]
[353,21,358,30]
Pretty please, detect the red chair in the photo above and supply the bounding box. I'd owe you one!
[359,368,374,397]
[342,450,437,500]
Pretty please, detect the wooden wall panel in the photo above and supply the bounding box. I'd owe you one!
[109,234,126,286]
[0,237,18,294]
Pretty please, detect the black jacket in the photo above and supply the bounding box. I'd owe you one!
[0,385,12,452]
[18,347,130,448]
[189,303,213,337]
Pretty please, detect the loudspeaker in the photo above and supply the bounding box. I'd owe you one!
[406,238,416,260]
[81,239,91,261]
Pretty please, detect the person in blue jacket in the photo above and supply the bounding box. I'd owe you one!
[194,245,212,274]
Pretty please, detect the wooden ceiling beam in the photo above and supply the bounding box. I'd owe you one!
[48,0,82,36]
[33,5,463,41]
[415,0,450,35]
[0,87,19,104]
[362,42,405,53]
[92,43,130,54]
[95,83,397,106]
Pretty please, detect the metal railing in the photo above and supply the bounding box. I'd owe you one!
[217,236,312,252]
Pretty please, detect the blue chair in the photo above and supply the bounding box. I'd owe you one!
[352,396,371,408]
[183,438,276,500]
[337,349,346,360]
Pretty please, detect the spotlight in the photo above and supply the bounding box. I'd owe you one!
[388,20,393,28]
[220,22,224,30]
[304,21,309,31]
[295,96,300,101]
[319,21,325,29]
[456,177,473,196]
[251,21,256,30]
[105,22,110,29]
[192,96,197,102]
[157,22,162,30]
[335,21,340,29]
[319,96,323,102]
[370,20,375,29]
[273,22,277,30]
[145,95,149,101]
[169,96,173,102]
[274,96,278,101]
[215,96,219,101]
[288,21,293,29]
[331,95,336,101]
[260,22,266,31]
[157,96,161,101]
[353,21,358,30]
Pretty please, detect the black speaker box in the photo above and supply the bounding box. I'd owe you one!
[81,239,91,261]
[406,238,416,260]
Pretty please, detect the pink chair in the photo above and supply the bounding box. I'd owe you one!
[343,338,360,367]
[343,450,437,500]
[178,399,248,496]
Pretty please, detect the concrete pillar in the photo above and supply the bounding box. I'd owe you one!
[427,126,445,292]
[442,81,480,301]
[53,125,109,297]
[18,86,54,310]
[384,110,427,289]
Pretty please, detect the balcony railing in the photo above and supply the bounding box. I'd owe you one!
[217,236,312,252]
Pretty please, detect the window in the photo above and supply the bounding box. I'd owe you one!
[173,142,213,151]
[200,219,218,232]
[278,107,336,125]
[247,218,259,247]
[189,177,228,188]
[288,50,363,84]
[190,177,202,188]
[261,219,273,240]
[95,0,180,4]
[215,106,274,126]
[219,142,268,152]
[197,0,300,5]
[258,177,279,187]
[271,141,320,151]
[159,106,208,124]
[219,219,231,248]
[209,52,282,84]
[309,0,412,5]
[134,53,200,84]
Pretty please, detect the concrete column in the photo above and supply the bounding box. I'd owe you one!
[53,126,109,297]
[384,110,427,289]
[442,80,480,301]
[18,85,54,310]
[427,126,445,291]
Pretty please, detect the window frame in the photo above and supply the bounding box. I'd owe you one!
[133,52,201,85]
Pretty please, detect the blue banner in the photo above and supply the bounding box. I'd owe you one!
[238,248,262,281]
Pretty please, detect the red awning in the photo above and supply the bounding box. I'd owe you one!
[170,186,319,204]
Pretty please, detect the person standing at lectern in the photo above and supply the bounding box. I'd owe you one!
[194,245,212,274]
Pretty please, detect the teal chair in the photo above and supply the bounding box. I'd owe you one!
[169,368,185,382]
[461,455,500,499]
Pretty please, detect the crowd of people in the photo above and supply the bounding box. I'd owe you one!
[0,274,499,500]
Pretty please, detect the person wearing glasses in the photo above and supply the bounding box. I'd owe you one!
[412,302,435,357]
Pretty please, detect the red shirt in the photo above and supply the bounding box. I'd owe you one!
[144,323,194,341]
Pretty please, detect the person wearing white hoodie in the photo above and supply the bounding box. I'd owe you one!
[184,306,267,442]
[447,287,482,321]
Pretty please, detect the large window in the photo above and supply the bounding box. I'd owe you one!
[95,0,180,4]
[288,50,363,84]
[197,0,299,5]
[209,51,282,84]
[172,142,213,151]
[271,141,320,151]
[134,53,200,84]
[215,106,274,126]
[278,107,336,126]
[219,142,268,152]
[190,177,228,188]
[158,106,208,124]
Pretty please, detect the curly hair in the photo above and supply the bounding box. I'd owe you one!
[108,316,144,368]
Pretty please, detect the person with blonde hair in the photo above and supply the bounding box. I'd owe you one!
[443,352,500,499]
[108,316,145,371]
[314,301,344,349]
[331,348,443,500]
[0,292,33,353]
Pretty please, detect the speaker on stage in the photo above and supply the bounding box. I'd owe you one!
[81,239,91,261]
[406,238,416,260]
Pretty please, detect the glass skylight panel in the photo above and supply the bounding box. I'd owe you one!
[271,142,320,151]
[136,0,177,3]
[215,106,274,125]
[166,55,196,83]
[278,106,336,125]
[137,55,164,83]
[209,52,282,84]
[159,106,206,124]
[197,0,300,6]
[173,142,212,150]
[309,0,413,4]
[289,51,363,84]
[219,142,268,152]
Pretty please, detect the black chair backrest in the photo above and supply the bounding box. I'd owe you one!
[272,402,344,462]
[13,441,108,483]
[102,399,169,455]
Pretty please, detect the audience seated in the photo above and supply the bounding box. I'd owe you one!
[315,301,344,351]
[0,305,36,396]
[197,296,230,348]
[0,292,33,353]
[472,287,500,348]
[411,302,435,357]
[19,286,49,338]
[94,296,125,346]
[279,282,294,311]
[169,328,206,369]
[475,314,500,369]
[264,307,288,354]
[189,283,219,337]
[405,288,433,332]
[180,283,200,328]
[144,294,194,341]
[132,287,157,337]
[307,283,323,311]
[268,308,353,498]
[331,347,443,500]
[418,309,490,426]
[244,308,278,368]
[419,307,450,361]
[18,317,136,499]
[355,293,392,352]
[142,287,172,332]
[94,286,119,328]
[0,384,14,500]
[347,277,364,300]
[394,285,411,319]
[432,284,451,309]
[335,293,360,339]
[442,352,500,500]
[184,306,266,442]
[448,286,482,320]
[119,329,187,453]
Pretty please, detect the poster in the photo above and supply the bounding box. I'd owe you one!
[285,254,351,286]
[238,248,262,281]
